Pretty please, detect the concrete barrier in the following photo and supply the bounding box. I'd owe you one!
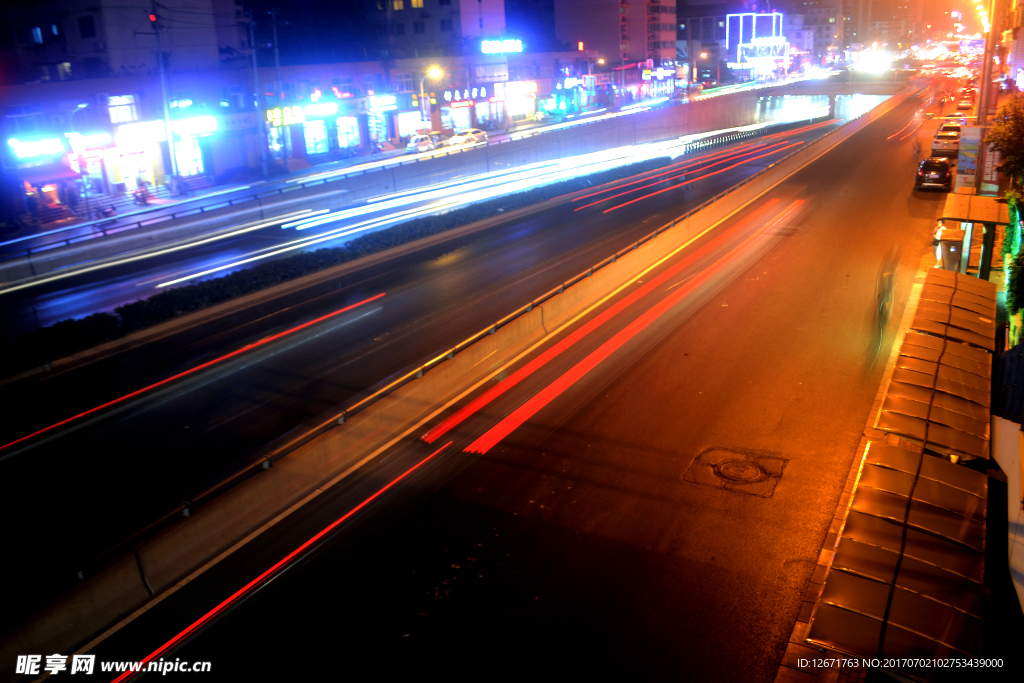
[0,86,913,673]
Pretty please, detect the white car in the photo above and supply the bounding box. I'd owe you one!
[406,134,436,154]
[446,128,488,146]
[931,130,960,156]
[938,122,961,134]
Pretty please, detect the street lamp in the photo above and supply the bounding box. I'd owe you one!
[70,103,91,219]
[420,66,443,132]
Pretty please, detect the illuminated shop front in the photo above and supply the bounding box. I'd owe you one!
[502,81,538,122]
[367,95,397,143]
[441,86,492,131]
[171,115,218,177]
[112,120,167,190]
[6,135,81,216]
[337,116,360,148]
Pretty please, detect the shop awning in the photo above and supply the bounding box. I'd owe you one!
[806,444,987,681]
[14,162,81,185]
[941,193,1011,225]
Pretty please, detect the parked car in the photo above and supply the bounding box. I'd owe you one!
[939,113,966,123]
[938,122,961,134]
[956,99,973,111]
[446,128,489,146]
[406,134,436,154]
[915,157,953,191]
[931,130,961,156]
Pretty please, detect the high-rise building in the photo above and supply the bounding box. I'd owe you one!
[554,0,677,67]
[367,0,507,59]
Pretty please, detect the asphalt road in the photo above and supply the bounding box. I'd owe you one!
[0,120,839,616]
[73,93,976,682]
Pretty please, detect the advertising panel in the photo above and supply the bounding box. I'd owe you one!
[955,125,982,193]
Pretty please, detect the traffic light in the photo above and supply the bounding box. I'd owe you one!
[149,13,157,28]
[578,41,584,51]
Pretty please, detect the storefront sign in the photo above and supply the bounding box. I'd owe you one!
[503,81,538,96]
[8,137,66,159]
[115,120,167,147]
[64,132,111,153]
[450,100,473,108]
[443,87,488,103]
[481,39,523,54]
[266,107,306,127]
[304,102,339,117]
[562,78,581,89]
[171,116,218,136]
[368,95,398,112]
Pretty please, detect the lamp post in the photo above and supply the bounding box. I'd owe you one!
[70,103,91,219]
[419,66,443,132]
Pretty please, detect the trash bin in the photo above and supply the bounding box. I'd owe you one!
[938,228,966,272]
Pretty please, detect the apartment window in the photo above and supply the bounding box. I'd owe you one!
[392,0,404,9]
[439,0,451,5]
[107,95,137,123]
[4,104,45,134]
[393,72,414,91]
[440,18,452,30]
[30,27,43,44]
[389,23,405,35]
[411,0,424,7]
[78,16,96,39]
[413,21,425,33]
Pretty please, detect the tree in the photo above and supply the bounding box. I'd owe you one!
[986,93,1024,190]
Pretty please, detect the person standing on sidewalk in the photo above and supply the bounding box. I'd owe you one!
[933,219,945,267]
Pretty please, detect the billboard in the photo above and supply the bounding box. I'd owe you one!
[955,125,982,193]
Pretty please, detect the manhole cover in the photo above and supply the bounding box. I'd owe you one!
[715,459,768,483]
[682,448,788,498]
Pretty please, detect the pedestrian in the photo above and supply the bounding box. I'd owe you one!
[933,219,945,267]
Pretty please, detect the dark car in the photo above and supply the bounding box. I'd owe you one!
[915,157,953,191]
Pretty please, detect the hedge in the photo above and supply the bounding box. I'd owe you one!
[4,156,671,374]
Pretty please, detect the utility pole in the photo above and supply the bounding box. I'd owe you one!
[151,3,178,177]
[247,12,269,178]
[271,9,288,169]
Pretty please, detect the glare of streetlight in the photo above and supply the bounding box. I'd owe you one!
[427,66,442,79]
[598,58,605,64]
[700,52,708,59]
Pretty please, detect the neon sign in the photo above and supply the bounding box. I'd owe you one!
[266,107,306,127]
[481,39,523,54]
[8,138,66,159]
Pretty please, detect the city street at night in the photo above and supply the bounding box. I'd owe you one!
[2,0,1023,681]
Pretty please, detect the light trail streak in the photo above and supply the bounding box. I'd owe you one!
[109,440,453,683]
[0,293,386,453]
[463,200,805,454]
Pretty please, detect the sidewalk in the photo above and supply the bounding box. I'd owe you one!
[775,251,1022,682]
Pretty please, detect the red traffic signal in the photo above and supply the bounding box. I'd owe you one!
[149,13,157,23]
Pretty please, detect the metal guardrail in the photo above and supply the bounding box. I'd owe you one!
[71,81,925,583]
[69,112,864,581]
